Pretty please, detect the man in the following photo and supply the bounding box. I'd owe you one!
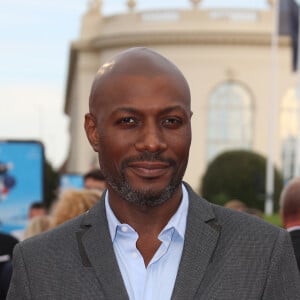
[7,48,300,299]
[0,232,18,299]
[0,232,18,259]
[28,202,47,219]
[224,199,247,212]
[83,168,106,191]
[280,177,300,270]
[11,201,47,241]
[0,260,12,300]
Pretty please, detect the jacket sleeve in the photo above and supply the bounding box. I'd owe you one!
[262,229,300,299]
[6,243,31,300]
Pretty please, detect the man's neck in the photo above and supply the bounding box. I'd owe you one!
[107,185,183,266]
[108,186,182,234]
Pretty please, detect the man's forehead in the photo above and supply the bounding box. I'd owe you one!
[96,47,180,78]
[89,47,190,112]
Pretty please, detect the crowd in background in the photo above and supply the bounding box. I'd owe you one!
[0,168,106,299]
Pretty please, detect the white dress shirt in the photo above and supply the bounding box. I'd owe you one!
[105,184,189,300]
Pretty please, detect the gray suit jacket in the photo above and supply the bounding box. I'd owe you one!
[7,183,300,299]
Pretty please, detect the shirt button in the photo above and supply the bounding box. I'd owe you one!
[132,252,138,259]
[121,226,128,232]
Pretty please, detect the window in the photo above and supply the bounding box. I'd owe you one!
[280,88,298,182]
[207,81,253,162]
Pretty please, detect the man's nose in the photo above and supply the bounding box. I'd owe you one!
[134,124,167,153]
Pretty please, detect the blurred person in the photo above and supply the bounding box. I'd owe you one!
[0,232,18,299]
[224,199,247,212]
[11,202,47,241]
[23,215,51,240]
[7,48,300,299]
[279,178,300,271]
[0,232,18,259]
[50,189,102,228]
[28,202,47,219]
[83,168,106,191]
[0,260,12,300]
[244,207,263,218]
[225,200,263,218]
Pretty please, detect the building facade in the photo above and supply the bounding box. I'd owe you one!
[64,0,297,191]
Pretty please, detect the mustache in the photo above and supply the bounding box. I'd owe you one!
[121,152,176,168]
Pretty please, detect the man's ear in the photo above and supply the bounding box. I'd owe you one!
[84,113,100,152]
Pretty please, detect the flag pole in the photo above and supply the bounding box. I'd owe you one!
[265,0,280,216]
[293,0,300,177]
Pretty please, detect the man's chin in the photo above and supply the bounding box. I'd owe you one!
[107,172,181,207]
[127,178,170,193]
[122,185,178,208]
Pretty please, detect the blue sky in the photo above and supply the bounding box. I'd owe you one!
[0,0,268,169]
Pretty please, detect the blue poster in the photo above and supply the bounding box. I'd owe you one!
[60,173,84,191]
[0,140,44,238]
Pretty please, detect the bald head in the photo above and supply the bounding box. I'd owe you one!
[280,178,300,227]
[84,47,192,208]
[89,47,190,114]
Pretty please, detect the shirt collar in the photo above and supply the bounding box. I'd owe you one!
[105,184,189,241]
[287,225,300,232]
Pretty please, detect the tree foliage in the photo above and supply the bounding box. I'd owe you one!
[44,160,59,209]
[200,150,283,212]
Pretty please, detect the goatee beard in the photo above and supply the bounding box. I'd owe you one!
[101,153,182,207]
[108,176,181,207]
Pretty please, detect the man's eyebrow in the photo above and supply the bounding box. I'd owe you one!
[159,105,188,114]
[112,105,188,115]
[111,107,140,115]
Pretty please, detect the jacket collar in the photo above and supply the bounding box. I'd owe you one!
[171,182,221,300]
[76,182,221,300]
[77,191,129,299]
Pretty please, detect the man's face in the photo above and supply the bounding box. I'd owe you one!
[84,178,106,191]
[29,208,46,219]
[85,73,192,207]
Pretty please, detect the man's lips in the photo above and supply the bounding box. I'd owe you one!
[126,161,170,178]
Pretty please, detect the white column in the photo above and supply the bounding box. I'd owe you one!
[293,1,300,177]
[265,0,280,216]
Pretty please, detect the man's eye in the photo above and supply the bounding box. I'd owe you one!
[163,118,182,127]
[117,117,137,126]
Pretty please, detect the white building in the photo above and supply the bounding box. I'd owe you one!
[64,0,298,192]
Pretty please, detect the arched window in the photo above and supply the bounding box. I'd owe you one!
[280,88,298,182]
[207,81,253,162]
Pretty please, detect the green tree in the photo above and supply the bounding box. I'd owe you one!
[200,150,283,212]
[44,160,59,209]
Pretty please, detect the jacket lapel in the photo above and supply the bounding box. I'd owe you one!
[75,193,129,300]
[171,183,221,300]
[75,184,220,299]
